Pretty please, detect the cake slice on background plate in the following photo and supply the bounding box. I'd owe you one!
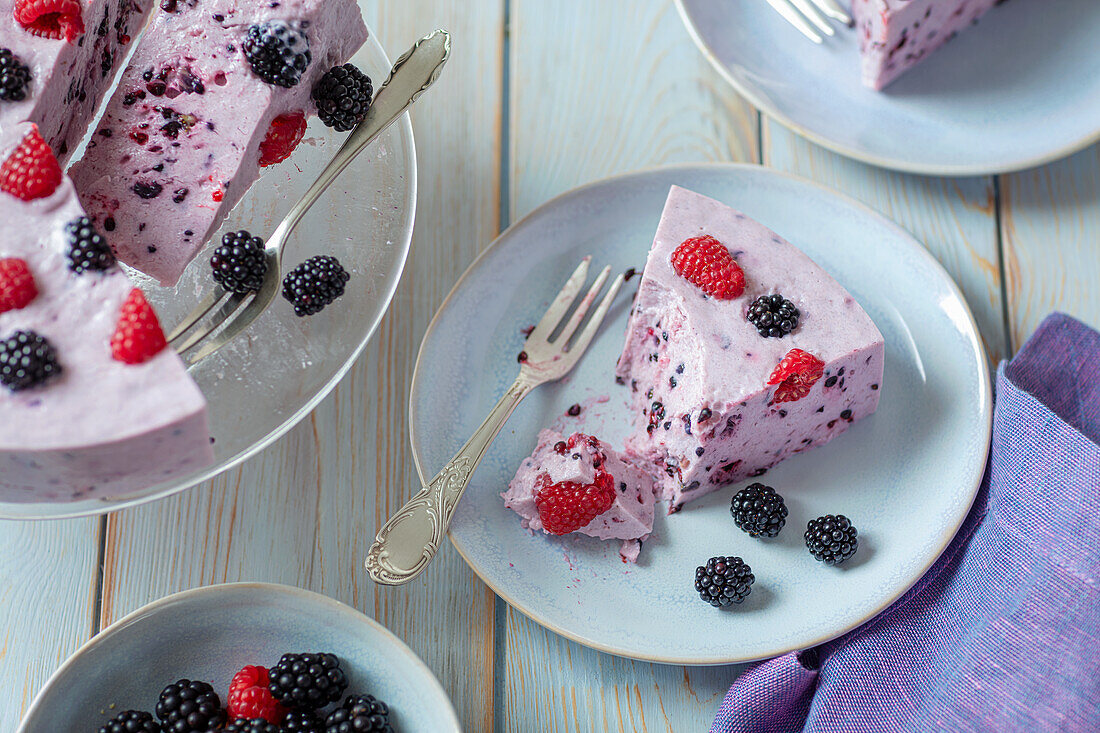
[503,430,657,562]
[0,122,211,502]
[615,186,884,513]
[852,0,1003,90]
[69,0,369,286]
[0,0,154,163]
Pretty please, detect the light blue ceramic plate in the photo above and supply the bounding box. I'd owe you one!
[19,583,459,732]
[676,0,1100,175]
[410,165,991,664]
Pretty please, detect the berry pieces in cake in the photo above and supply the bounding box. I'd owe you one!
[852,0,1003,90]
[69,0,369,286]
[615,186,885,512]
[0,0,153,163]
[503,429,657,562]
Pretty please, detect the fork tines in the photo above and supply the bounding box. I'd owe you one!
[766,0,852,44]
[525,257,625,365]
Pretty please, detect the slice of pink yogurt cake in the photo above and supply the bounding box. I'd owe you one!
[0,123,211,501]
[503,430,657,563]
[69,0,368,285]
[0,0,153,163]
[615,186,884,513]
[853,0,1003,90]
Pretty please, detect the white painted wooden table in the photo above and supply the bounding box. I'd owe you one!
[3,2,1098,731]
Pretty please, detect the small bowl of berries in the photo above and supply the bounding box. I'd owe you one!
[16,583,458,733]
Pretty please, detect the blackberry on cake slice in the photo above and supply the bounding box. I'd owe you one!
[615,186,884,513]
[503,429,657,563]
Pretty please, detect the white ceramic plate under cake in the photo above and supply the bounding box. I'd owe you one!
[19,583,460,732]
[0,7,416,518]
[676,0,1100,176]
[409,165,991,664]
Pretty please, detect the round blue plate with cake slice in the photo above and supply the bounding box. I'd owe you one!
[409,164,991,664]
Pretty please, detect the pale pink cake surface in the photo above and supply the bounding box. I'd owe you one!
[853,0,1002,90]
[0,0,152,163]
[69,0,368,285]
[615,186,884,512]
[0,123,212,501]
[503,429,657,562]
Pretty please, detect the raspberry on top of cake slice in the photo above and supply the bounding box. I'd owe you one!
[503,429,657,563]
[615,186,884,513]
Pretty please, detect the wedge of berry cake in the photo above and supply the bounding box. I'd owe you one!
[503,430,657,562]
[0,123,211,501]
[69,0,368,285]
[615,186,884,513]
[0,0,153,162]
[853,0,1004,90]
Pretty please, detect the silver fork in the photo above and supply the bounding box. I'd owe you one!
[766,0,852,43]
[365,258,626,585]
[167,29,451,365]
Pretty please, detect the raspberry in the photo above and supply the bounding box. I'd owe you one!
[228,666,286,724]
[268,652,348,710]
[0,48,32,101]
[110,288,167,364]
[312,63,373,132]
[670,234,745,299]
[65,216,116,274]
[323,695,392,733]
[767,348,824,404]
[258,111,306,167]
[0,124,62,201]
[281,255,350,317]
[0,330,60,392]
[694,556,754,607]
[210,230,268,293]
[0,258,37,313]
[243,21,311,87]
[535,471,616,535]
[13,0,84,41]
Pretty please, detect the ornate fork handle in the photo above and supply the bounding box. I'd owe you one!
[365,374,539,585]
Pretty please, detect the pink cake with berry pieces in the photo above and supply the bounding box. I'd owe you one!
[0,0,153,163]
[853,0,1003,90]
[503,430,657,562]
[68,0,368,285]
[0,123,211,501]
[615,186,884,512]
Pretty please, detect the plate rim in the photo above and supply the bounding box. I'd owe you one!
[409,162,993,665]
[0,24,418,520]
[673,0,1100,177]
[16,582,461,733]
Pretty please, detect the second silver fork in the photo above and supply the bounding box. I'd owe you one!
[365,258,625,585]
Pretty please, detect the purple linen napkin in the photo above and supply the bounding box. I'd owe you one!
[711,313,1100,733]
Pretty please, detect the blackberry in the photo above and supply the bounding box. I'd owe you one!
[154,679,227,733]
[730,483,788,538]
[281,709,324,733]
[746,293,799,338]
[281,255,350,317]
[243,21,311,87]
[312,63,373,131]
[694,556,754,607]
[0,330,61,392]
[224,720,279,733]
[65,216,116,274]
[210,230,267,293]
[269,652,348,710]
[805,514,859,565]
[0,48,31,102]
[99,710,162,733]
[324,695,392,733]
